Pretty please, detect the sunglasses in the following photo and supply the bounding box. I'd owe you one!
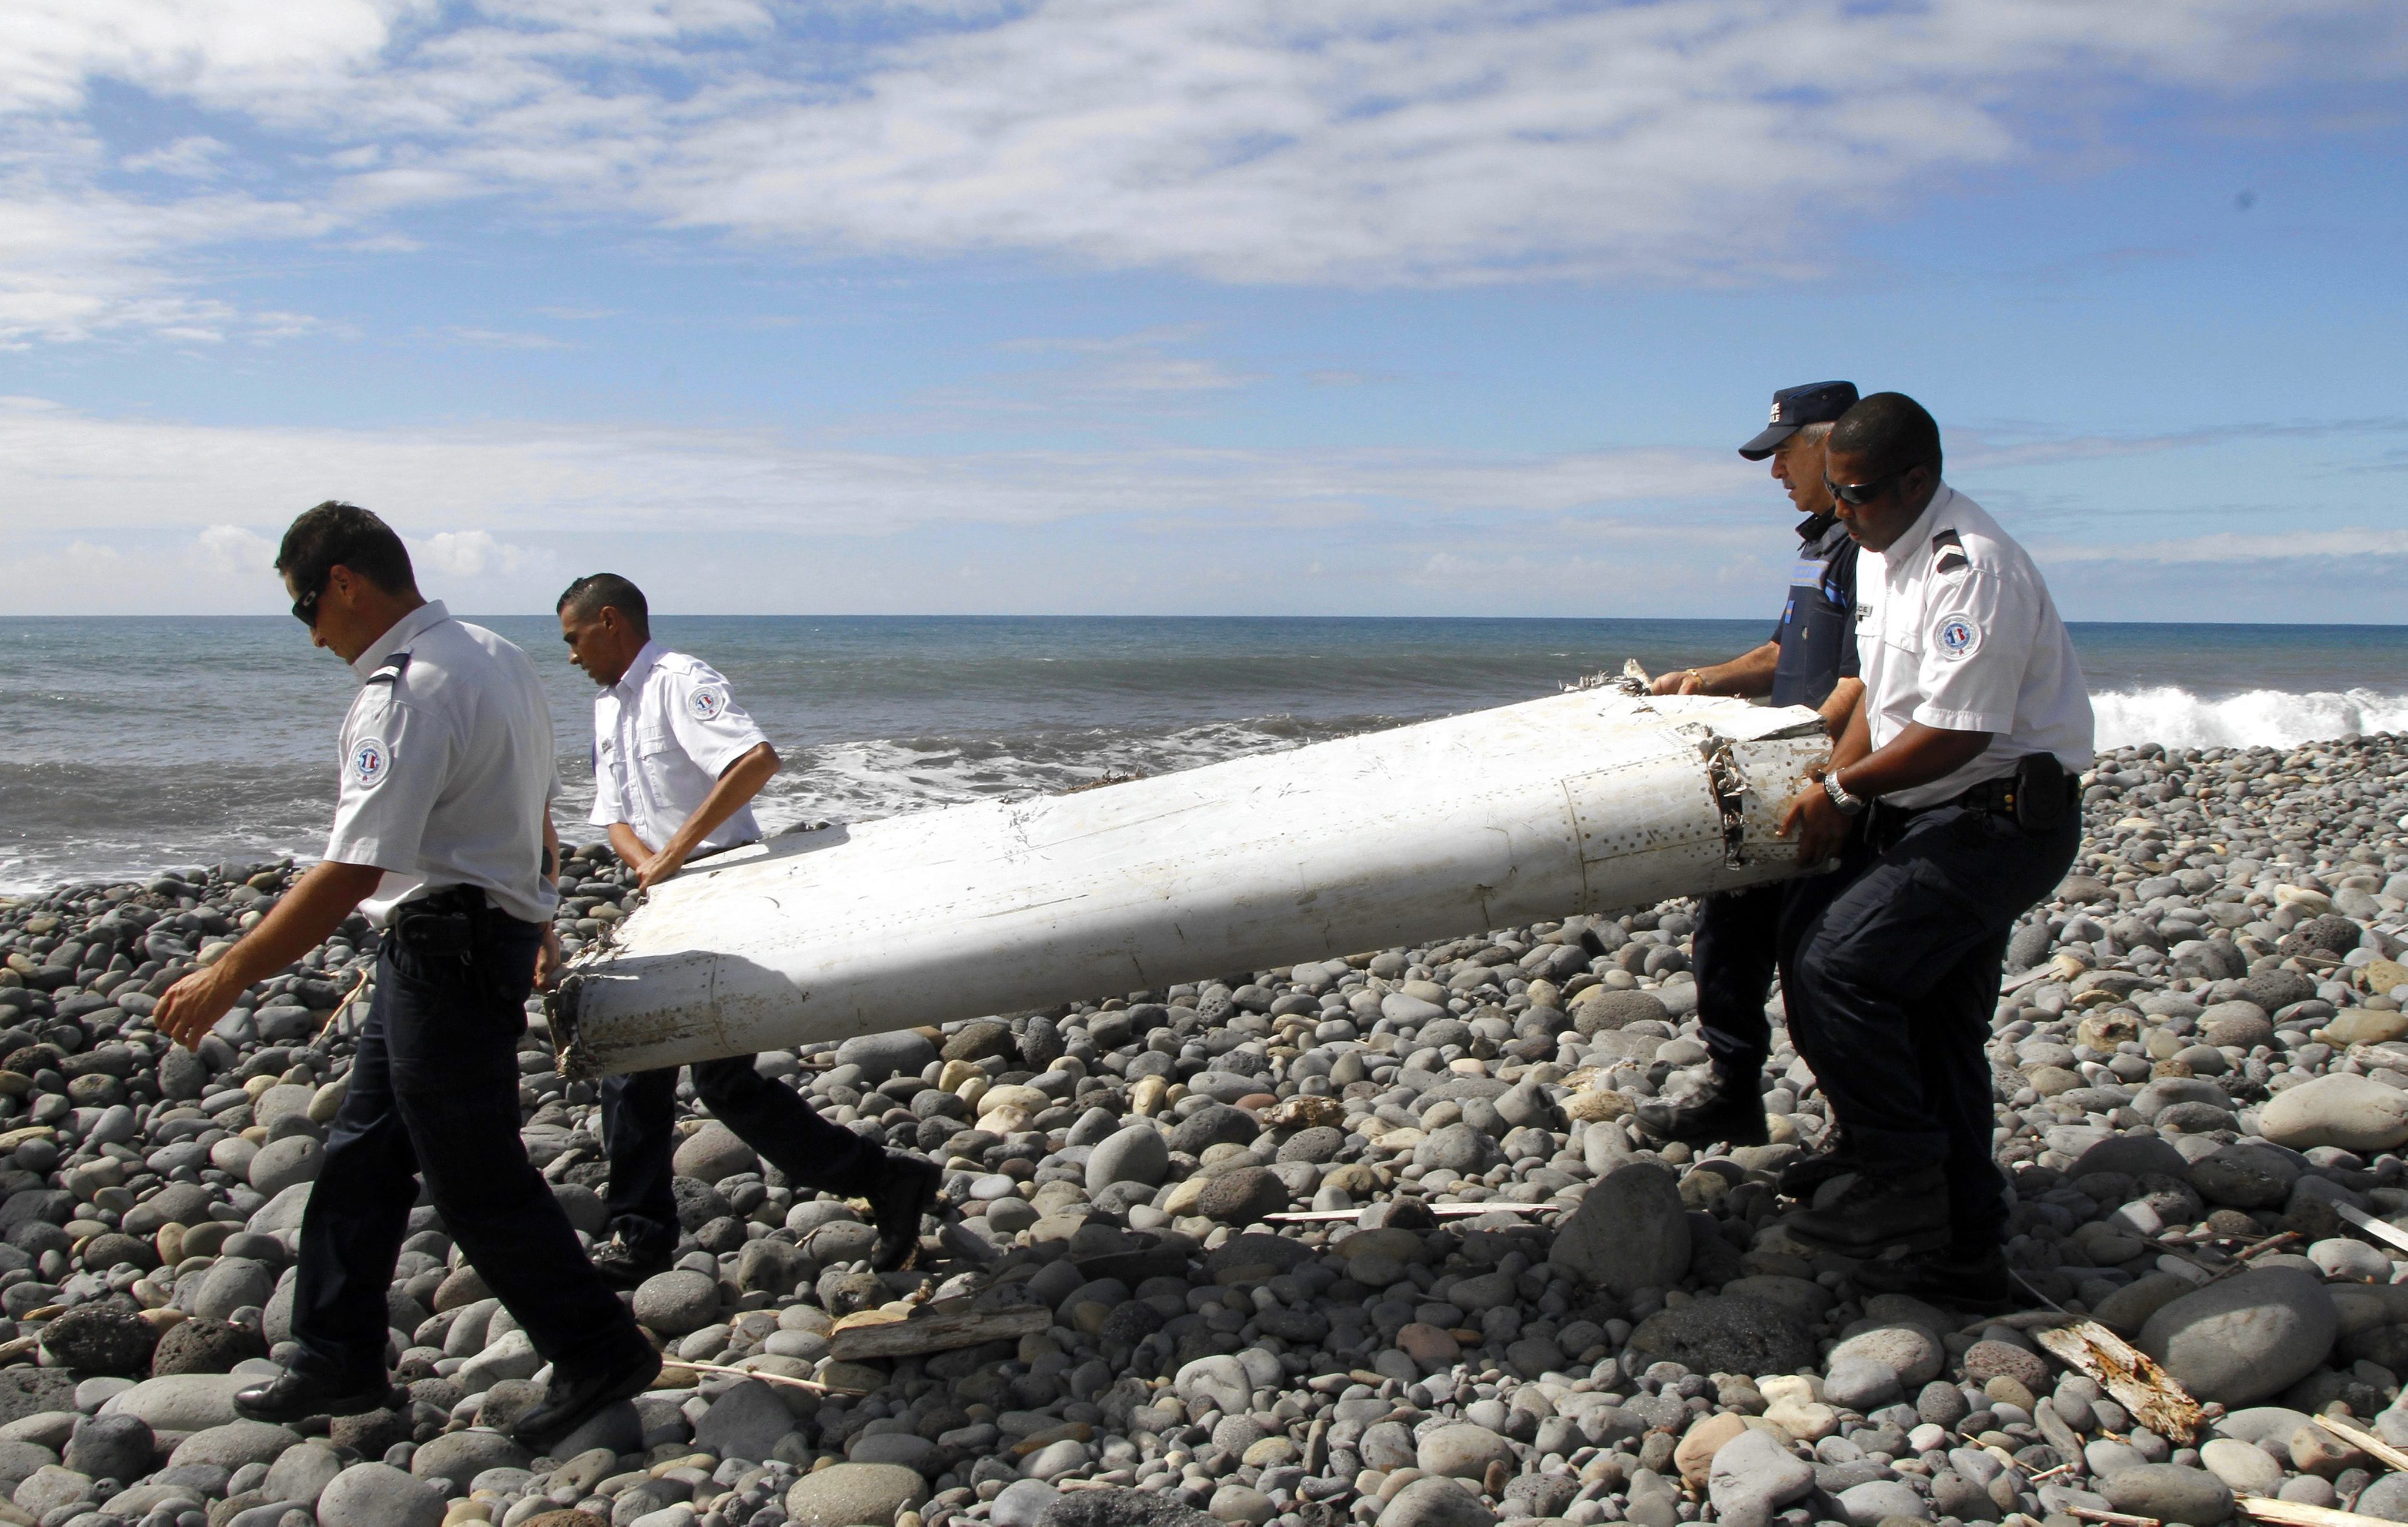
[290,578,326,627]
[1823,458,1933,507]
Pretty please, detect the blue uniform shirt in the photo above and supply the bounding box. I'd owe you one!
[1768,512,1861,709]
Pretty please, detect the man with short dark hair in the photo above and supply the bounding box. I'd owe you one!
[1636,381,1865,1150]
[1773,393,2093,1305]
[557,574,941,1284]
[155,503,657,1448]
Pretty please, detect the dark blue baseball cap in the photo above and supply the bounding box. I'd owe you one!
[1739,380,1859,460]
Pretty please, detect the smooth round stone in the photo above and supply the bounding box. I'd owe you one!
[2102,1463,2235,1525]
[631,1270,720,1337]
[1085,1124,1170,1193]
[2259,1074,2408,1153]
[246,1136,323,1197]
[1376,1476,1499,1527]
[1416,1422,1512,1480]
[317,1462,444,1527]
[2309,1237,2392,1281]
[2138,1267,2338,1406]
[968,1174,1019,1201]
[672,1123,757,1183]
[2199,1439,2285,1497]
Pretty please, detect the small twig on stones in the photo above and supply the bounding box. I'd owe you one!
[2239,1497,2408,1527]
[657,1359,859,1395]
[2065,1506,2162,1527]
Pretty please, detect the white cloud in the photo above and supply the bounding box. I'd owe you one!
[2037,529,2408,565]
[0,0,2400,341]
[193,522,275,575]
[412,528,549,578]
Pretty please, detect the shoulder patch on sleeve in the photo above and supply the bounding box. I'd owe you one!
[349,735,390,789]
[687,684,729,722]
[1935,612,1981,659]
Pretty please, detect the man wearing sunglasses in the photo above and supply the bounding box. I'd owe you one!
[556,573,942,1285]
[1636,380,1865,1151]
[1771,393,2093,1307]
[152,503,660,1448]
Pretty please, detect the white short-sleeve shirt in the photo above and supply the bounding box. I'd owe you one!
[325,600,563,926]
[1855,484,2095,809]
[588,641,772,854]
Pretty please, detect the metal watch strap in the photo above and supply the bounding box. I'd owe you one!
[1824,771,1867,816]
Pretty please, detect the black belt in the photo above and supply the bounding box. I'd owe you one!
[1951,772,2081,816]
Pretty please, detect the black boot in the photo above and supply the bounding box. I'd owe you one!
[1850,1243,2015,1312]
[590,1237,674,1292]
[867,1153,942,1272]
[1783,1164,1950,1253]
[233,1368,398,1424]
[1776,1131,1860,1200]
[1634,1070,1770,1148]
[511,1345,663,1452]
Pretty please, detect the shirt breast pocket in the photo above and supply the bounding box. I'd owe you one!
[636,729,683,793]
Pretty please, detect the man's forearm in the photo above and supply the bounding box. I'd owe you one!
[1833,721,1991,801]
[1696,642,1779,698]
[217,862,387,992]
[658,744,779,860]
[1817,678,1865,740]
[607,823,657,868]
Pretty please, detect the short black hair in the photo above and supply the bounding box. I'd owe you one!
[557,573,650,634]
[1828,391,1943,480]
[276,502,416,597]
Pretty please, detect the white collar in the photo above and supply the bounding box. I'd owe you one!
[350,600,450,682]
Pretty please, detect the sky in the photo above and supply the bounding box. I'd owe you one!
[2,0,2405,621]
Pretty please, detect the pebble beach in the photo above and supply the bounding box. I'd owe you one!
[0,733,2404,1527]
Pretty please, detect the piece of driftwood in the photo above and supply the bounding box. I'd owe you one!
[2337,1203,2408,1256]
[826,1304,1053,1361]
[2313,1412,2408,1476]
[1265,1202,1560,1224]
[2031,1318,2203,1445]
[2240,1498,2408,1527]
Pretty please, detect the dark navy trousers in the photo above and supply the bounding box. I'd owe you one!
[292,904,648,1385]
[600,1058,884,1260]
[1691,883,1791,1083]
[1781,801,2078,1251]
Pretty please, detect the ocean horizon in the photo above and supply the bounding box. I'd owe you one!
[6,614,2406,894]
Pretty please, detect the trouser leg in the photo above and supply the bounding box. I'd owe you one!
[383,921,650,1379]
[600,1069,681,1260]
[1921,926,2016,1250]
[692,1056,885,1198]
[1690,886,1779,1082]
[1773,860,1852,1126]
[1787,806,2078,1209]
[289,983,419,1385]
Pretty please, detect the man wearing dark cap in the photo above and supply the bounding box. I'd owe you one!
[1636,381,1864,1150]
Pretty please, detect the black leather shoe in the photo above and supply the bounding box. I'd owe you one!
[511,1345,663,1452]
[591,1238,674,1291]
[867,1153,942,1272]
[1784,1164,1951,1253]
[1851,1244,2016,1312]
[1633,1072,1770,1148]
[233,1368,398,1424]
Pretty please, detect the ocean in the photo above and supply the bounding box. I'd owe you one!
[5,615,2406,893]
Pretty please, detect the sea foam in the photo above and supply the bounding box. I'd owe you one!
[2091,687,2408,752]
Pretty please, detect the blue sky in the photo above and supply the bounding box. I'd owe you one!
[3,0,2404,621]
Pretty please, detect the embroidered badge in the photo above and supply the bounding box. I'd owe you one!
[688,685,728,722]
[1936,614,1979,658]
[350,737,389,789]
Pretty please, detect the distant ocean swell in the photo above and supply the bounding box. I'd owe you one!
[2089,687,2408,752]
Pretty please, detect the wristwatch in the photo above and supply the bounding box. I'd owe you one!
[1823,771,1867,816]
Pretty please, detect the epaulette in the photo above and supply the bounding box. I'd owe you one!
[1931,528,1970,575]
[366,651,412,685]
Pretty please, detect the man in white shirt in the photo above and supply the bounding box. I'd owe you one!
[1771,394,2093,1307]
[558,574,940,1284]
[153,504,655,1450]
